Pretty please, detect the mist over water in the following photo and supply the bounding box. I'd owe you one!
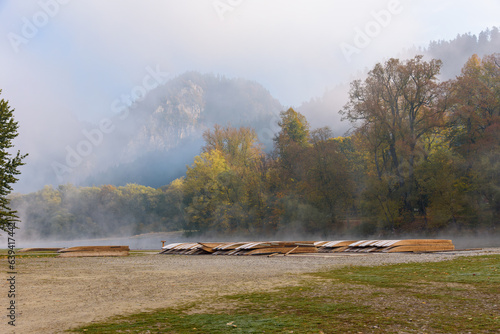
[3,229,498,251]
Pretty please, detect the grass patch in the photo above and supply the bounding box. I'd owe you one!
[70,255,500,333]
[129,250,160,257]
[70,311,300,333]
[0,248,157,259]
[313,255,500,289]
[0,248,59,258]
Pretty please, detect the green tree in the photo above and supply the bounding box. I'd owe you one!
[0,90,27,233]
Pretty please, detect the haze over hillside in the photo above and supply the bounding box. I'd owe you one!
[298,27,500,133]
[85,72,283,188]
[16,73,282,191]
[11,28,500,193]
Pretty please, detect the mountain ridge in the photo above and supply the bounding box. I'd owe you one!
[81,72,283,188]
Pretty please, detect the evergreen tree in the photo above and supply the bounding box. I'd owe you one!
[0,90,27,233]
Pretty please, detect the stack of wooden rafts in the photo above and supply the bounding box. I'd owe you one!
[316,239,455,253]
[160,241,317,256]
[160,239,454,255]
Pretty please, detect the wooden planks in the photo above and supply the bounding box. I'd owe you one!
[58,246,130,257]
[318,240,454,253]
[384,244,455,253]
[317,240,357,253]
[19,248,63,252]
[161,241,318,256]
[161,239,456,255]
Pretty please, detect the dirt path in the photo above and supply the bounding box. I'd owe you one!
[2,248,499,333]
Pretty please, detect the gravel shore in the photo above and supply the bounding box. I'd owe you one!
[3,247,499,334]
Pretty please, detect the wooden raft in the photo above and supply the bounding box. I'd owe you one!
[18,248,64,252]
[318,239,454,253]
[58,246,130,257]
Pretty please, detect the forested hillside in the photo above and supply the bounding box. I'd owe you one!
[420,27,500,79]
[12,53,499,240]
[80,72,283,188]
[298,27,500,136]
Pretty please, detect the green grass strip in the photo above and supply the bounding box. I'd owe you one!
[70,255,500,333]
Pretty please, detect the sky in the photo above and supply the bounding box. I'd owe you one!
[0,0,499,192]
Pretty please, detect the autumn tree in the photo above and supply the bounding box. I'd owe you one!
[341,56,449,229]
[184,124,268,234]
[414,146,471,229]
[272,108,310,189]
[158,178,186,231]
[182,150,231,233]
[303,127,355,231]
[203,124,268,229]
[448,53,500,227]
[0,91,27,233]
[449,53,500,157]
[275,108,310,145]
[202,124,262,171]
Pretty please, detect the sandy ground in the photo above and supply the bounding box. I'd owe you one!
[1,248,499,334]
